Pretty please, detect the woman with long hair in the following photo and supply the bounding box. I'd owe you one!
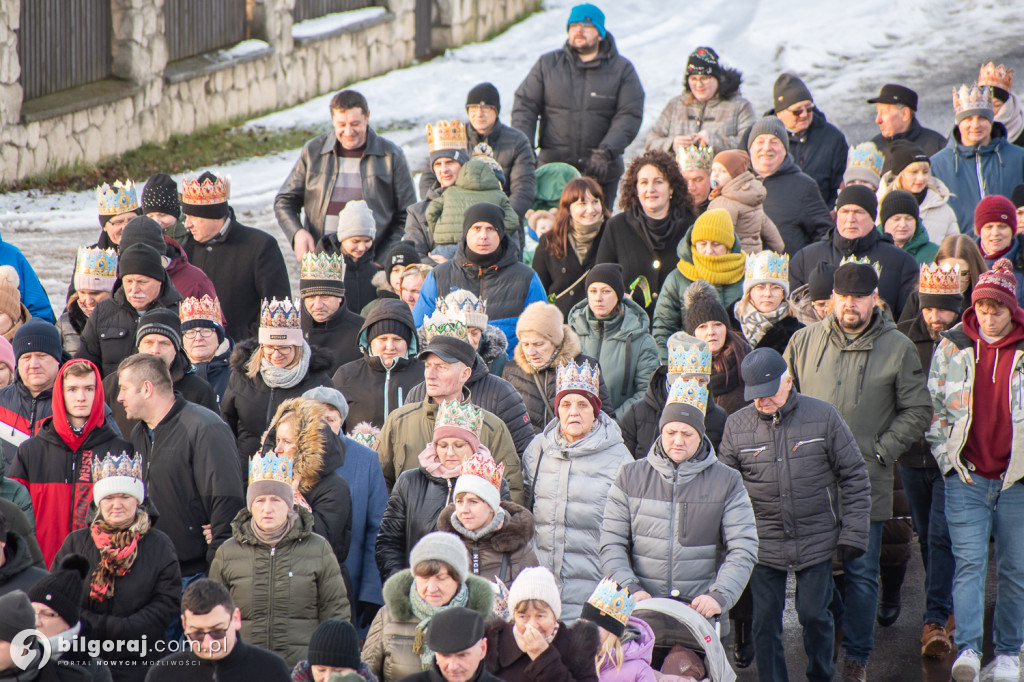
[898,234,988,323]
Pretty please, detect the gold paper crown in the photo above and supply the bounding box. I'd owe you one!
[952,83,994,116]
[348,422,381,451]
[423,311,469,342]
[979,62,1013,93]
[435,400,484,438]
[96,180,139,215]
[249,451,294,486]
[676,144,714,171]
[259,298,301,330]
[846,142,884,178]
[839,255,882,277]
[460,452,504,491]
[668,345,712,377]
[180,295,223,325]
[426,120,468,153]
[745,251,789,285]
[93,452,143,482]
[556,359,601,397]
[666,377,709,415]
[300,252,346,281]
[181,172,230,205]
[76,246,118,279]
[919,262,961,296]
[586,577,636,627]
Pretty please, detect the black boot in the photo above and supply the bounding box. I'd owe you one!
[877,562,907,627]
[733,620,754,669]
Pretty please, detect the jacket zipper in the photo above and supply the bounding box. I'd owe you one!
[826,487,838,526]
[793,437,825,450]
[383,366,392,422]
[668,467,678,594]
[267,546,276,645]
[975,153,986,200]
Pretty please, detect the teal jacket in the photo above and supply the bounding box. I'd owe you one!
[878,220,938,266]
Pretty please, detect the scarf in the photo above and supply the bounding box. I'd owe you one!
[450,506,506,542]
[260,341,312,389]
[410,580,470,669]
[677,249,746,285]
[252,509,299,547]
[89,511,150,602]
[736,300,790,346]
[570,221,602,262]
[629,206,680,254]
[418,444,493,479]
[47,623,81,662]
[464,240,506,269]
[996,92,1024,142]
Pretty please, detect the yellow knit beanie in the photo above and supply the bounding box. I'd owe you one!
[691,209,736,250]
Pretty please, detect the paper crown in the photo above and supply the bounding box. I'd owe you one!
[979,62,1013,93]
[460,452,504,491]
[556,359,601,397]
[437,291,487,328]
[75,246,118,292]
[586,577,636,627]
[919,262,961,296]
[846,142,884,178]
[300,252,345,282]
[745,251,789,285]
[426,120,468,153]
[180,294,223,325]
[668,344,712,377]
[348,422,381,451]
[666,377,709,415]
[435,400,485,439]
[839,254,882,276]
[676,144,713,171]
[423,311,469,342]
[93,452,143,482]
[96,180,139,216]
[952,83,994,115]
[181,172,230,205]
[259,297,301,331]
[249,451,294,486]
[472,141,496,159]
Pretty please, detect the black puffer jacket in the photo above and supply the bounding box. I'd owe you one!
[467,120,537,219]
[717,391,871,571]
[619,365,728,459]
[776,107,848,208]
[220,339,334,462]
[300,303,365,375]
[758,155,833,255]
[500,325,612,433]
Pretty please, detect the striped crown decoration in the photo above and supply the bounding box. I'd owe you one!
[839,255,882,277]
[181,172,230,205]
[745,251,789,285]
[423,311,469,342]
[952,83,993,116]
[249,451,293,486]
[556,359,601,398]
[300,252,346,282]
[180,294,223,325]
[96,180,139,215]
[676,144,713,172]
[260,298,301,331]
[586,577,637,627]
[93,452,143,482]
[666,377,709,415]
[846,142,884,179]
[978,62,1013,93]
[668,344,712,377]
[426,120,468,153]
[436,400,485,439]
[919,262,961,296]
[460,452,504,491]
[348,422,381,451]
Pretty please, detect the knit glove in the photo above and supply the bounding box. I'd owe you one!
[585,148,612,183]
[836,544,865,563]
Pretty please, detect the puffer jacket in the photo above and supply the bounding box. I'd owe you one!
[717,391,871,571]
[776,106,848,207]
[500,325,612,433]
[437,500,538,584]
[568,297,660,419]
[876,172,960,241]
[57,297,89,355]
[784,309,932,520]
[757,155,833,255]
[425,160,520,246]
[512,33,644,179]
[596,617,656,682]
[522,411,632,620]
[930,122,1024,234]
[0,378,61,466]
[619,365,728,459]
[467,120,537,219]
[484,618,600,682]
[209,506,350,668]
[220,339,334,462]
[644,67,755,153]
[363,570,494,682]
[300,303,365,375]
[274,127,417,255]
[706,170,785,254]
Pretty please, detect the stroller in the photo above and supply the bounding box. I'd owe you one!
[633,598,736,682]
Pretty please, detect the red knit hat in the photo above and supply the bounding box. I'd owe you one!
[972,258,1018,309]
[974,195,1018,235]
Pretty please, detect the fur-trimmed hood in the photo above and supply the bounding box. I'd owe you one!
[371,269,397,295]
[683,65,743,100]
[228,336,335,376]
[512,325,582,375]
[436,500,536,554]
[382,569,495,621]
[259,397,344,493]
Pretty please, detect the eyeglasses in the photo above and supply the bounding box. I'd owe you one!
[185,625,230,642]
[262,346,293,357]
[786,106,814,117]
[183,328,216,340]
[689,75,715,85]
[107,214,136,228]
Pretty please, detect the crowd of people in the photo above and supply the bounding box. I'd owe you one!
[1,3,1024,682]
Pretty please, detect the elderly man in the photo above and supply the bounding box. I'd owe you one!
[747,116,833,254]
[770,73,848,207]
[399,607,501,682]
[784,260,931,682]
[868,84,947,174]
[299,253,364,374]
[512,3,644,206]
[790,184,920,319]
[719,348,870,682]
[275,89,416,260]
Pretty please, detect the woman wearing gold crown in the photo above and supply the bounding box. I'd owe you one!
[732,251,804,355]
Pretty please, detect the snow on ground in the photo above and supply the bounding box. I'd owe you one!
[1,0,1019,312]
[292,8,388,39]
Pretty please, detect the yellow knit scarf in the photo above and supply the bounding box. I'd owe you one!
[677,251,746,284]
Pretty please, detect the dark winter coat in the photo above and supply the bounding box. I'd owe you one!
[790,227,920,319]
[897,313,943,470]
[717,391,871,571]
[437,500,538,584]
[740,311,804,355]
[484,619,600,682]
[405,187,442,262]
[477,325,510,377]
[192,341,232,401]
[512,33,644,180]
[131,397,245,576]
[776,107,848,207]
[164,237,218,302]
[0,530,48,595]
[0,496,43,567]
[55,524,182,681]
[619,365,728,459]
[711,332,751,416]
[500,325,612,433]
[531,225,607,319]
[221,339,334,462]
[757,155,833,255]
[290,661,377,682]
[336,435,387,612]
[57,298,89,355]
[397,666,502,682]
[182,211,292,343]
[315,239,383,314]
[645,66,756,153]
[300,303,365,375]
[871,117,948,175]
[0,379,65,466]
[274,127,417,255]
[143,638,291,682]
[467,120,537,219]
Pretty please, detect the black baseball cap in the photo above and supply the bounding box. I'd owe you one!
[867,84,918,111]
[418,336,477,367]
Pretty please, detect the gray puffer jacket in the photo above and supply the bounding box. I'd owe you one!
[717,392,871,572]
[600,437,757,613]
[522,412,632,621]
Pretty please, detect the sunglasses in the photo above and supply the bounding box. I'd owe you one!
[786,106,814,117]
[185,625,230,642]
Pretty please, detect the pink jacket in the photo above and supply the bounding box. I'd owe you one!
[598,617,658,682]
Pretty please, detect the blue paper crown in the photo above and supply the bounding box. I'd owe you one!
[259,298,301,330]
[668,345,712,377]
[76,246,118,279]
[846,142,884,178]
[745,250,789,284]
[556,359,601,397]
[586,577,637,627]
[96,180,139,215]
[666,377,708,414]
[249,451,294,486]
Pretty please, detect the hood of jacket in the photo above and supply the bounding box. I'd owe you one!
[879,172,953,205]
[371,269,397,295]
[260,397,345,491]
[228,337,335,376]
[477,325,509,366]
[646,435,717,484]
[675,220,745,261]
[381,569,495,621]
[561,30,622,69]
[357,298,420,366]
[538,410,625,458]
[717,170,766,207]
[948,121,1011,157]
[513,325,582,375]
[683,64,743,100]
[0,530,34,580]
[568,295,652,342]
[618,616,655,666]
[437,500,536,553]
[231,505,314,546]
[640,365,670,411]
[50,358,106,451]
[960,305,1024,349]
[455,159,503,192]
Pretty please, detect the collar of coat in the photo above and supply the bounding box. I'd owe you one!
[381,569,495,622]
[436,500,535,554]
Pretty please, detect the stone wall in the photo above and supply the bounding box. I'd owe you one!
[0,0,539,185]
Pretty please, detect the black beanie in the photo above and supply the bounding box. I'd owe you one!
[466,82,501,113]
[585,263,625,302]
[118,243,166,283]
[28,554,90,628]
[308,618,361,669]
[366,317,413,346]
[121,216,168,256]
[462,202,507,238]
[137,307,183,352]
[13,318,64,363]
[1011,183,1024,209]
[141,173,181,219]
[808,262,837,302]
[385,241,421,279]
[684,281,730,335]
[879,190,920,226]
[836,184,878,221]
[686,46,721,80]
[888,140,929,177]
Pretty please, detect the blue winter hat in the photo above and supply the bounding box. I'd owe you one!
[567,4,605,38]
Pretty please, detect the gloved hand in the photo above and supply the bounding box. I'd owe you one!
[585,148,612,183]
[836,544,865,563]
[357,601,382,629]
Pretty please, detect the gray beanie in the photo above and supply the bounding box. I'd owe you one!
[302,386,350,424]
[409,532,469,583]
[336,200,377,243]
[0,590,36,643]
[747,116,790,153]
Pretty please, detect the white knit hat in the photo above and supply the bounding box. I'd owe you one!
[509,566,561,620]
[335,200,376,242]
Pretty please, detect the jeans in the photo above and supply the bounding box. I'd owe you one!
[840,520,883,664]
[944,473,1024,656]
[751,560,835,682]
[899,465,954,624]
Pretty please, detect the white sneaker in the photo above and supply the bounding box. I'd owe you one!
[991,654,1021,682]
[951,649,981,682]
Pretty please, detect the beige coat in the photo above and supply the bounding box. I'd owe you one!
[877,173,960,243]
[708,171,786,254]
